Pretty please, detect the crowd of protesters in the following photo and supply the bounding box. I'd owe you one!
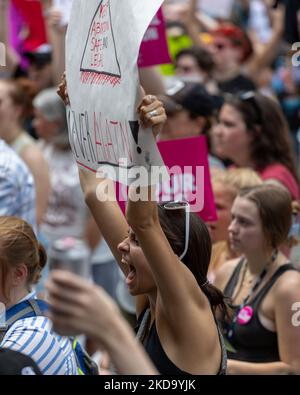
[0,0,300,375]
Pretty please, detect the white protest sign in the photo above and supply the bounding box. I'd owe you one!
[66,0,168,186]
[53,0,74,26]
[198,0,234,19]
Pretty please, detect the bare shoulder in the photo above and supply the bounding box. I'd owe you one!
[22,145,47,167]
[273,267,300,301]
[213,257,241,291]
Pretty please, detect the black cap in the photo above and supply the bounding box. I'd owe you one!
[0,348,42,375]
[161,80,220,118]
[24,44,52,69]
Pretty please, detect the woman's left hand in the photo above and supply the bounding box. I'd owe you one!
[138,95,167,138]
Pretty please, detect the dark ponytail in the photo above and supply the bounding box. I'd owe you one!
[201,282,227,316]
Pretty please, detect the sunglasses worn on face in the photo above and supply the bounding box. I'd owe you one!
[176,65,194,73]
[159,201,190,260]
[214,43,226,51]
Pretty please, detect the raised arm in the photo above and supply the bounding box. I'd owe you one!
[139,67,165,96]
[180,0,219,46]
[126,96,209,315]
[79,170,129,274]
[245,2,285,76]
[43,3,67,86]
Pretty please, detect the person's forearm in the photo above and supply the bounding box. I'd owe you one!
[83,176,129,272]
[139,67,165,96]
[48,27,66,86]
[228,359,293,375]
[126,185,158,230]
[97,315,158,375]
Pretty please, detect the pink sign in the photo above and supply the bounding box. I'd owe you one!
[157,136,217,221]
[116,136,217,222]
[10,0,48,53]
[138,8,171,68]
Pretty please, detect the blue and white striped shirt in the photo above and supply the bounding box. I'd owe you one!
[0,139,36,230]
[1,292,78,375]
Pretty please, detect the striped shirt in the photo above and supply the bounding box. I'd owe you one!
[0,139,36,229]
[0,292,78,375]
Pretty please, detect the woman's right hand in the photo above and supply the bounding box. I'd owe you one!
[57,72,70,106]
[46,270,121,346]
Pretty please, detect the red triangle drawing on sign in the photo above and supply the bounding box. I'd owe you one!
[80,0,121,86]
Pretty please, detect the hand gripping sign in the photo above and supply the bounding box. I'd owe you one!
[66,0,168,186]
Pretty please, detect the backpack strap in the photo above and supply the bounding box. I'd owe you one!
[0,299,48,344]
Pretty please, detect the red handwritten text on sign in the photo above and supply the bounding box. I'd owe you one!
[80,0,121,86]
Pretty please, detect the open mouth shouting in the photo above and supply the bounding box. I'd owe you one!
[122,258,137,288]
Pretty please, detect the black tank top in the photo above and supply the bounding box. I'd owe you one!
[135,309,227,375]
[220,260,298,362]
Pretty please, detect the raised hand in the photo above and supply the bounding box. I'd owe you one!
[138,94,167,138]
[57,72,70,105]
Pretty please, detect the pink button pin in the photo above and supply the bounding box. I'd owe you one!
[237,306,254,325]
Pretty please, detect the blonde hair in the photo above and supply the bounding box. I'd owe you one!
[0,217,47,298]
[212,168,263,196]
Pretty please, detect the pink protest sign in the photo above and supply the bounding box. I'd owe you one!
[10,0,48,52]
[157,136,217,221]
[138,8,171,68]
[116,136,217,221]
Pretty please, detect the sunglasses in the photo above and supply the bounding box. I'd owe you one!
[238,91,263,125]
[213,43,226,51]
[176,65,194,73]
[159,201,190,260]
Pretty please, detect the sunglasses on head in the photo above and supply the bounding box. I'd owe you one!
[159,201,190,260]
[238,91,263,125]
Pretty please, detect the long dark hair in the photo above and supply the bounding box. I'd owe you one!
[158,206,226,314]
[225,93,300,186]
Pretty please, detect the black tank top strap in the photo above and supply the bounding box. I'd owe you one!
[213,314,227,375]
[251,263,299,307]
[223,257,245,299]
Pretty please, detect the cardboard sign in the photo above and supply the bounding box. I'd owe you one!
[66,0,168,186]
[138,8,171,68]
[116,136,217,220]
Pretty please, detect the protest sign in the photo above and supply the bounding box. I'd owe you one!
[116,136,217,220]
[53,0,74,26]
[66,0,168,186]
[157,136,217,220]
[138,8,171,68]
[10,0,47,52]
[198,0,234,19]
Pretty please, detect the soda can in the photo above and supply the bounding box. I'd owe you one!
[48,237,91,278]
